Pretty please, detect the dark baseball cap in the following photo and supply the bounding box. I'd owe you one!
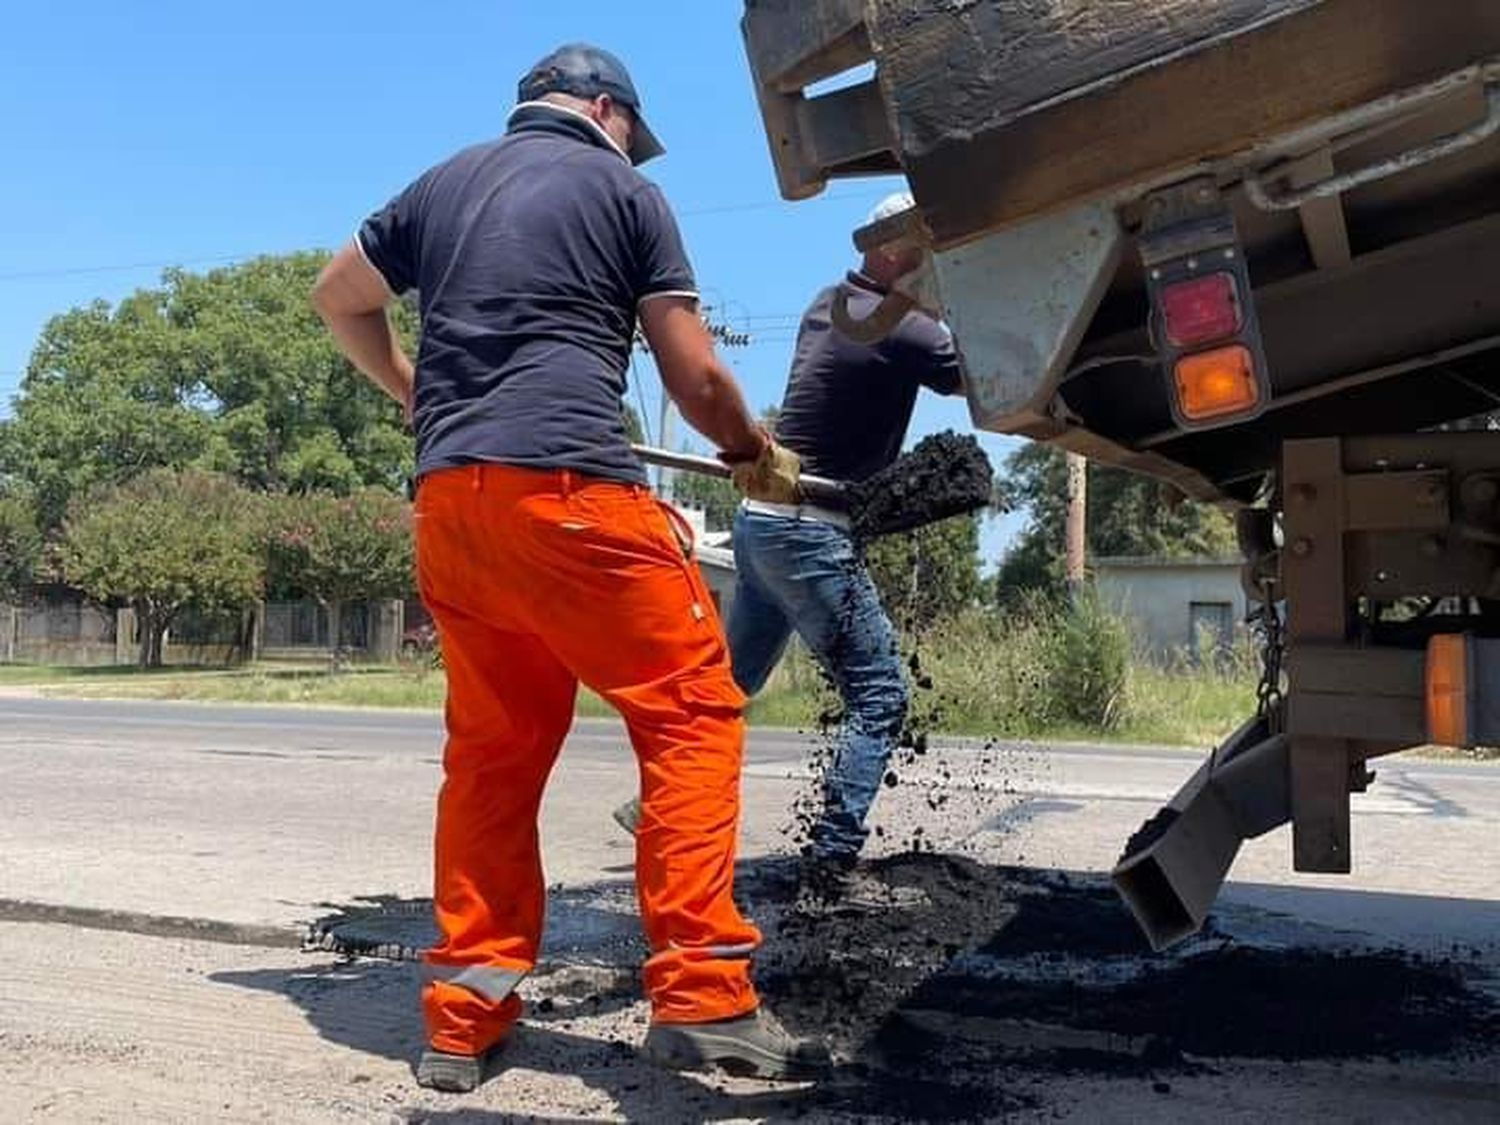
[518,43,665,165]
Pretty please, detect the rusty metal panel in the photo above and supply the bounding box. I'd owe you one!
[1290,646,1424,697]
[867,0,1500,246]
[867,0,1314,153]
[1343,470,1449,532]
[1281,438,1353,872]
[1284,647,1425,742]
[1253,215,1500,400]
[742,0,896,201]
[1341,432,1500,473]
[1289,737,1353,873]
[798,79,895,172]
[1290,694,1425,743]
[1282,439,1348,641]
[742,0,869,93]
[1347,534,1499,598]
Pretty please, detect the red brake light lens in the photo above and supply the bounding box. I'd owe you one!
[1161,272,1242,347]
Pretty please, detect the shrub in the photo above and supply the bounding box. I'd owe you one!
[1047,589,1131,729]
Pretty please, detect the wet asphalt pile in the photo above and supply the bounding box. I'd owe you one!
[744,854,1500,1119]
[312,853,1499,1121]
[847,431,995,541]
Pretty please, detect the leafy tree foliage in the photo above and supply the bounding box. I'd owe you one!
[864,513,984,631]
[995,442,1237,597]
[265,489,414,651]
[670,469,741,532]
[0,253,418,527]
[61,470,265,666]
[0,493,43,602]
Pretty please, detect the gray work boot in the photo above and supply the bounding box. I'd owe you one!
[611,795,642,837]
[415,1045,499,1093]
[643,1007,831,1080]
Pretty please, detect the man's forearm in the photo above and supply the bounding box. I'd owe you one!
[669,363,765,460]
[321,308,415,407]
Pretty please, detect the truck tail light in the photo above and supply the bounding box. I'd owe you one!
[1161,273,1242,347]
[1427,634,1470,747]
[1173,346,1260,422]
[1141,179,1270,431]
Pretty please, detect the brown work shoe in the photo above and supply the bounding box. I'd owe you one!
[643,1007,831,1080]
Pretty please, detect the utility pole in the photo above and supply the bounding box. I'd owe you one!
[657,394,676,500]
[634,306,750,499]
[1065,451,1087,597]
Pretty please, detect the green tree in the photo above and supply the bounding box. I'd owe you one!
[995,442,1237,597]
[665,404,784,531]
[0,493,43,602]
[0,253,418,527]
[670,469,741,532]
[265,488,414,656]
[168,255,416,492]
[0,298,222,528]
[62,470,265,666]
[864,513,983,630]
[622,405,645,444]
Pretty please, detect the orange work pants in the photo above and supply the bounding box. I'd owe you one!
[414,464,761,1056]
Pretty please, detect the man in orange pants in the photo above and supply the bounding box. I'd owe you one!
[313,44,828,1092]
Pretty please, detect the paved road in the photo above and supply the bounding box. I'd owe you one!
[2,697,1497,940]
[2,697,1497,1122]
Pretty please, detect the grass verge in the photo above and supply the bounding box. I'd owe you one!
[14,652,1253,749]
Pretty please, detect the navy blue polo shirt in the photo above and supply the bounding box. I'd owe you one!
[357,104,698,484]
[775,273,964,482]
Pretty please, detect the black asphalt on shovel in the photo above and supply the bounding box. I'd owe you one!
[632,431,994,540]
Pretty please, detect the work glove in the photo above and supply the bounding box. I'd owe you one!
[724,434,802,504]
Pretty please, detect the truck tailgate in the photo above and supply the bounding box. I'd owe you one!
[746,1,1500,247]
[878,0,1500,247]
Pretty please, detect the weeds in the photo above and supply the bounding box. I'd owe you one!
[19,599,1263,747]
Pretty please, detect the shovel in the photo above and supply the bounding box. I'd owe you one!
[632,431,994,540]
[632,444,847,507]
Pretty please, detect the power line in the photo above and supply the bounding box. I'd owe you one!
[0,254,256,283]
[0,189,891,284]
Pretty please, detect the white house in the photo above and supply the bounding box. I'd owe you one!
[1094,555,1247,662]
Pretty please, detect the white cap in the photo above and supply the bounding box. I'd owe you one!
[866,190,915,227]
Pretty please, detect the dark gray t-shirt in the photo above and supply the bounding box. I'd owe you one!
[357,105,697,484]
[775,272,964,482]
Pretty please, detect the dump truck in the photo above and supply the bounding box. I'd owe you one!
[741,0,1500,949]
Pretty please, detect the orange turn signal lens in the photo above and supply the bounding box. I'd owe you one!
[1173,345,1260,422]
[1427,634,1470,747]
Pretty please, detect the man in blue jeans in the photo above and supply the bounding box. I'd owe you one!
[616,193,963,884]
[727,192,963,879]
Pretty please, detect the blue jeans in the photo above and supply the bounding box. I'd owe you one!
[727,508,909,860]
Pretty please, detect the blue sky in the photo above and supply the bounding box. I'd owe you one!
[0,1,1026,561]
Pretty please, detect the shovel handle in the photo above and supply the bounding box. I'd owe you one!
[631,444,846,507]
